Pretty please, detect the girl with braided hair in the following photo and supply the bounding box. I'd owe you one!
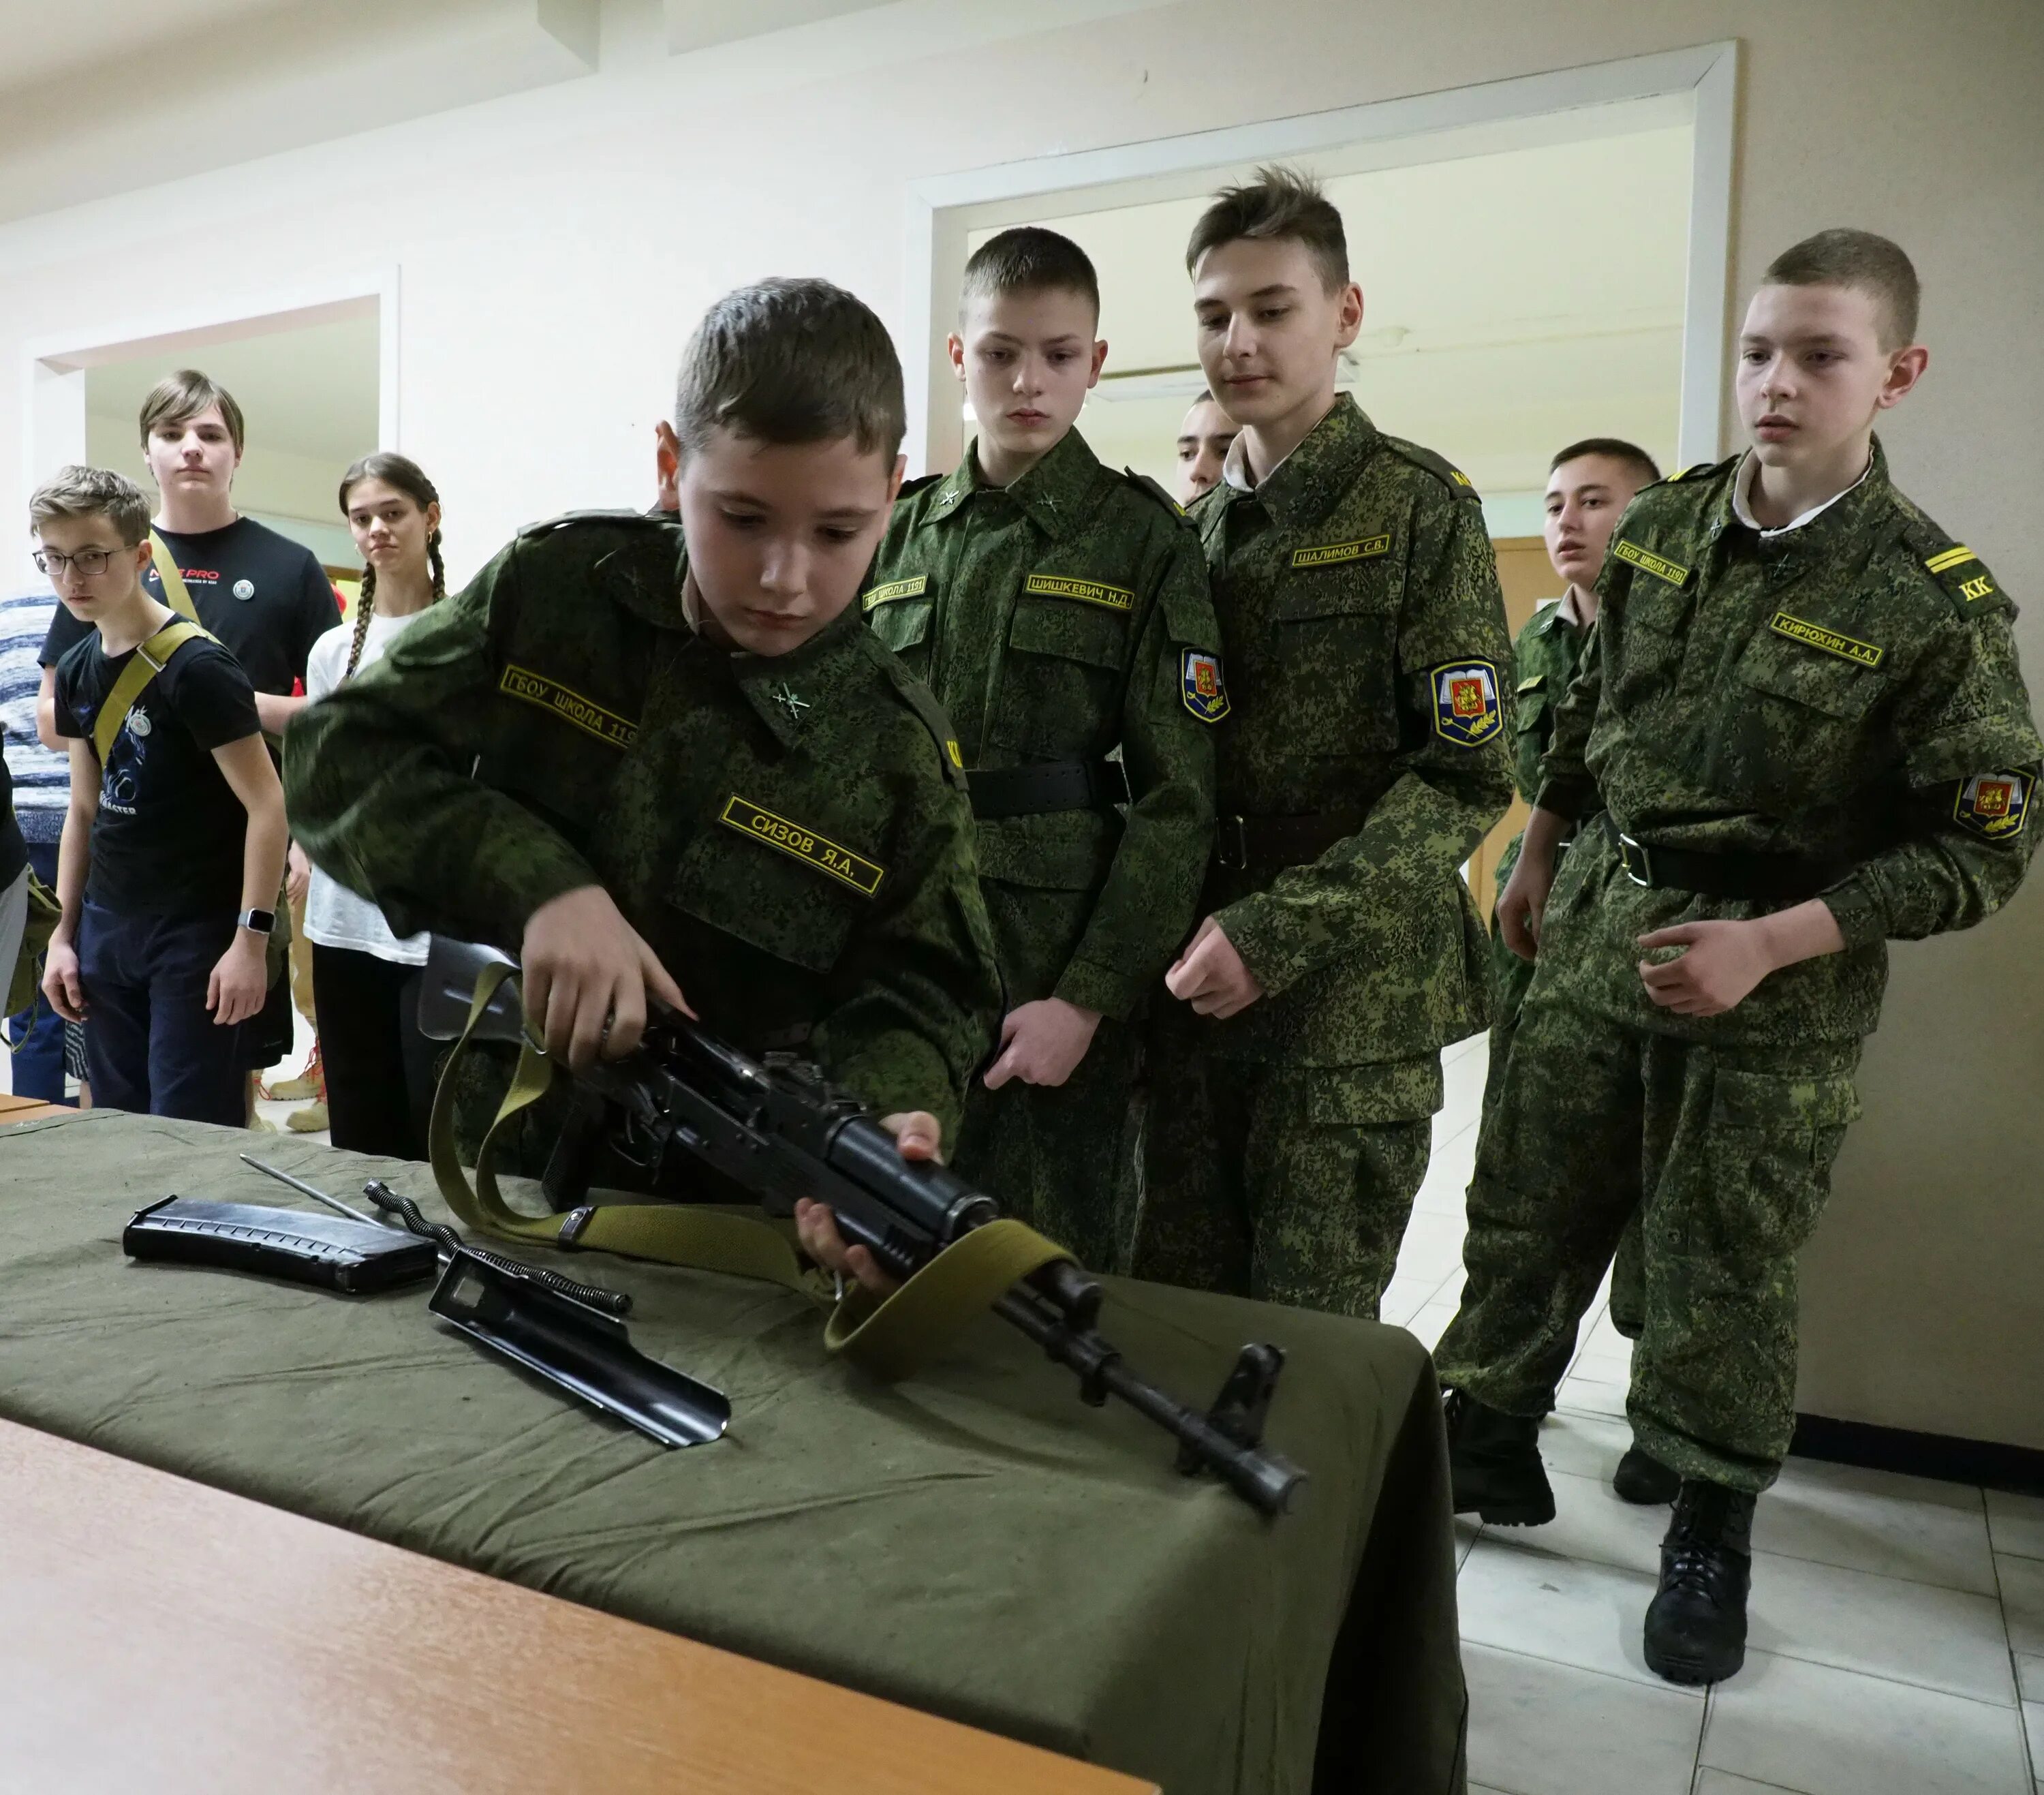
[298,454,446,1155]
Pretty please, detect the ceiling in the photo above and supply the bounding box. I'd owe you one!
[0,0,291,94]
[969,123,1693,517]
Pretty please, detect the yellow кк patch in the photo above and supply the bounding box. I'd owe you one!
[1613,539,1690,587]
[498,664,638,750]
[719,796,886,897]
[1023,573,1134,611]
[862,574,928,611]
[1768,612,1885,670]
[1290,534,1391,570]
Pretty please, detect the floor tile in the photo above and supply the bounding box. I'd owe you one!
[1555,1372,1630,1421]
[1497,1466,1670,1578]
[1456,1527,1681,1689]
[1701,1649,2032,1795]
[1744,1547,2015,1705]
[2024,1702,2042,1782]
[1394,1206,1472,1285]
[1536,1409,1636,1484]
[2000,1552,2044,1657]
[1463,1640,1703,1795]
[1693,1773,1814,1794]
[2017,1653,2044,1704]
[1405,1300,1459,1353]
[1754,1458,1997,1596]
[1412,1124,1476,1218]
[1378,1272,1444,1328]
[1455,1514,1482,1571]
[1988,1489,2044,1562]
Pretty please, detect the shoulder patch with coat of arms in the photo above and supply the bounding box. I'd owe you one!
[1431,660,1502,747]
[1953,770,2029,842]
[1181,647,1230,722]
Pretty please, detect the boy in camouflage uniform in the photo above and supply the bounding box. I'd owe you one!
[863,229,1219,1271]
[290,280,1002,1185]
[1437,232,2041,1685]
[1491,438,1668,1503]
[1130,168,1513,1319]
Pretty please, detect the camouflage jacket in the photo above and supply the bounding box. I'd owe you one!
[1190,395,1515,1065]
[1537,441,2041,1043]
[286,511,1002,1137]
[864,428,1218,1017]
[1510,597,1591,805]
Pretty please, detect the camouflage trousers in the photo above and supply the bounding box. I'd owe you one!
[1435,985,1861,1493]
[1486,834,1643,1337]
[1128,1024,1438,1319]
[953,1014,1141,1275]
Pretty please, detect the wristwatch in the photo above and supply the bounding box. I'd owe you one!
[237,908,277,936]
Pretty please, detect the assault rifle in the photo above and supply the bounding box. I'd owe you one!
[420,936,1306,1515]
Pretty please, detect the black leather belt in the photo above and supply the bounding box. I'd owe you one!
[968,756,1131,820]
[1213,810,1369,872]
[1601,813,1848,902]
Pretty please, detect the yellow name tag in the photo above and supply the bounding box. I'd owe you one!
[1291,534,1391,570]
[862,575,928,611]
[1023,573,1134,611]
[1613,539,1690,587]
[498,664,637,750]
[1768,612,1885,670]
[719,796,886,897]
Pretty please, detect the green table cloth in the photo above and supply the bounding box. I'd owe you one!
[0,1111,1466,1793]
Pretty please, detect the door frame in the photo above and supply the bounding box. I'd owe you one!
[901,40,1737,474]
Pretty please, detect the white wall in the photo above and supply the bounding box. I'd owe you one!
[2,0,2041,1442]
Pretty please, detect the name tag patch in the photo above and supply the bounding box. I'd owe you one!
[862,574,928,611]
[1023,573,1133,612]
[719,796,886,896]
[1181,648,1230,723]
[1291,534,1390,570]
[1954,771,2029,842]
[1768,612,1885,669]
[498,664,637,750]
[1613,539,1690,588]
[1431,660,1502,748]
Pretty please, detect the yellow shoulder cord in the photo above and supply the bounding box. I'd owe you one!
[427,959,1072,1380]
[91,619,215,765]
[148,534,201,621]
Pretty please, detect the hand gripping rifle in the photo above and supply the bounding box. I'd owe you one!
[419,936,1307,1516]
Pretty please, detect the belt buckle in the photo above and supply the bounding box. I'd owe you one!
[1617,831,1654,887]
[1216,814,1249,870]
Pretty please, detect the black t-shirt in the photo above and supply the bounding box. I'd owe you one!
[42,517,337,696]
[0,755,22,889]
[52,626,263,916]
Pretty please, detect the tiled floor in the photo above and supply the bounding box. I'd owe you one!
[1398,1032,2043,1795]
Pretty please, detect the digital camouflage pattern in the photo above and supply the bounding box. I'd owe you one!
[865,428,1218,1259]
[1438,989,1861,1492]
[1438,442,2040,1486]
[287,511,1003,1143]
[1486,596,1647,1336]
[1131,396,1514,1316]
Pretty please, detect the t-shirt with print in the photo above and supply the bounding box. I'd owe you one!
[52,625,262,916]
[42,517,337,699]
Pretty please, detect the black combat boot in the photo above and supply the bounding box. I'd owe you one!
[1643,1479,1755,1685]
[1444,1388,1555,1526]
[1613,1443,1681,1505]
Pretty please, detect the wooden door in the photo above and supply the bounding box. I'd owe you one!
[1467,536,1559,920]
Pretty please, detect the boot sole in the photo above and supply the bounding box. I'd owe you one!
[1644,1641,1744,1685]
[1470,1494,1556,1527]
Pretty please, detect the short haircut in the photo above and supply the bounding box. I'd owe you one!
[959,226,1100,320]
[1549,437,1661,487]
[673,277,905,460]
[30,464,152,548]
[1186,164,1348,292]
[1762,228,1921,350]
[139,369,246,455]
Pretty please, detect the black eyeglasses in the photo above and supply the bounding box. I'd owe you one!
[32,547,123,578]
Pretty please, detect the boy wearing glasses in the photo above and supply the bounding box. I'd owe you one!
[35,466,288,1125]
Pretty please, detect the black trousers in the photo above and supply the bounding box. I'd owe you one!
[309,944,439,1160]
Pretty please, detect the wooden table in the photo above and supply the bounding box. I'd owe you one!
[0,1420,1155,1794]
[0,1091,67,1125]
